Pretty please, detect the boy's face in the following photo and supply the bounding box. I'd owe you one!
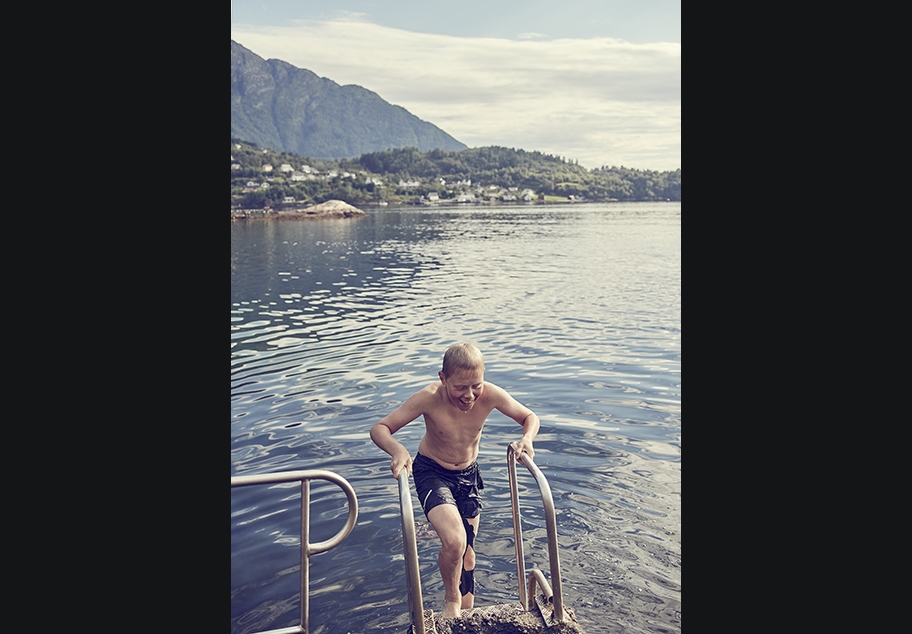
[439,366,485,412]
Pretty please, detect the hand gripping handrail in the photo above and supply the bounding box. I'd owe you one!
[507,443,565,623]
[397,469,427,634]
[231,469,359,634]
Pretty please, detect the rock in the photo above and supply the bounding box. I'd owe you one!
[260,199,366,220]
[232,200,367,220]
[302,199,366,217]
[429,602,587,634]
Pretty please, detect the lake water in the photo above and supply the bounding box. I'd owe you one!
[230,202,681,634]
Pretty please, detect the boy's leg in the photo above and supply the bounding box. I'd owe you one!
[461,515,479,610]
[427,504,468,618]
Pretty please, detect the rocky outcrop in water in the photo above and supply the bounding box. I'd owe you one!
[231,199,366,220]
[430,602,587,634]
[292,199,366,218]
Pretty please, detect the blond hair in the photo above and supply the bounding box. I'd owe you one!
[441,342,484,377]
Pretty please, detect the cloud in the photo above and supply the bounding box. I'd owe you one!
[231,20,680,170]
[327,10,371,22]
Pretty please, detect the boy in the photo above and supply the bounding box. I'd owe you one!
[370,343,540,619]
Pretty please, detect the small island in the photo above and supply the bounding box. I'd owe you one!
[231,199,366,221]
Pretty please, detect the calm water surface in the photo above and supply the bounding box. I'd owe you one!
[231,202,681,633]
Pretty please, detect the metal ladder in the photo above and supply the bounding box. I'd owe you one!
[507,442,565,626]
[231,469,359,634]
[397,443,566,633]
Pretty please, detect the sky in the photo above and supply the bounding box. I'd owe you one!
[231,1,680,171]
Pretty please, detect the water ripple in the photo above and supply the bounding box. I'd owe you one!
[231,203,681,634]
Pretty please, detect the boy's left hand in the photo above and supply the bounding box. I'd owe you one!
[513,438,535,463]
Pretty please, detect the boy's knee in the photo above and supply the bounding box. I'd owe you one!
[439,531,466,558]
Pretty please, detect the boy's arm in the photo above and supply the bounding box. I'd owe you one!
[491,384,540,462]
[369,390,428,478]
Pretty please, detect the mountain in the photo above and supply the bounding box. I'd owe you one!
[231,40,468,159]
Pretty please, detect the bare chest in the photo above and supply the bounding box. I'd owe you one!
[424,411,486,441]
[419,411,488,468]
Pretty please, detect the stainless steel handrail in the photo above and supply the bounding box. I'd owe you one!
[507,443,565,623]
[398,470,427,634]
[231,469,359,634]
[527,568,553,606]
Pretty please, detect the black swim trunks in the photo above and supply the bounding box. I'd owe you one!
[413,452,484,519]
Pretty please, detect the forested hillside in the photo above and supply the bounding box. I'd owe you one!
[231,140,680,208]
[355,146,680,201]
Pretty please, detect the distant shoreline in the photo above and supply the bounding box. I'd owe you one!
[229,197,625,220]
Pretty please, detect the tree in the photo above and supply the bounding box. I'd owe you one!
[241,191,268,208]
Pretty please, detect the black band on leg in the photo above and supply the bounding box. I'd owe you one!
[459,567,475,596]
[462,518,476,550]
[460,518,476,596]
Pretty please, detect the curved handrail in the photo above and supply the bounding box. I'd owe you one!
[527,568,553,605]
[231,469,359,634]
[398,470,427,634]
[231,469,359,552]
[507,443,565,623]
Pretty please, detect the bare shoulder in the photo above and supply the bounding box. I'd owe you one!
[377,382,441,431]
[404,382,444,409]
[418,381,443,398]
[483,381,533,420]
[481,381,513,404]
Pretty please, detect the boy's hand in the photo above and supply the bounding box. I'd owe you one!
[513,438,535,464]
[390,448,412,479]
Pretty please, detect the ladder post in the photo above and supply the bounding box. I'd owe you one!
[507,445,528,610]
[301,478,310,633]
[398,470,426,634]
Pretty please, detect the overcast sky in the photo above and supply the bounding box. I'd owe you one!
[231,1,680,171]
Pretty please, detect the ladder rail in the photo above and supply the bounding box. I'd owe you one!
[231,469,359,634]
[507,443,565,623]
[398,469,427,634]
